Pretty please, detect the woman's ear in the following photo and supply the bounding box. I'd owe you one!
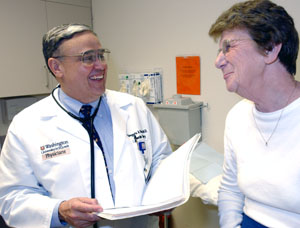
[48,58,64,78]
[264,43,282,64]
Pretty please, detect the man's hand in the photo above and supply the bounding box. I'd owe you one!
[58,197,103,228]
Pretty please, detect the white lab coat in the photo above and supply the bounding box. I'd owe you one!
[0,89,172,228]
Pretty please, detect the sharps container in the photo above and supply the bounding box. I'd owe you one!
[153,94,203,146]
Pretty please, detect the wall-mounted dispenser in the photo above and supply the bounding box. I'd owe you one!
[153,94,203,146]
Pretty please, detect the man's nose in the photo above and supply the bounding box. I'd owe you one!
[94,57,107,69]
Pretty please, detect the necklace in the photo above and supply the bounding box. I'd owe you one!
[252,82,297,146]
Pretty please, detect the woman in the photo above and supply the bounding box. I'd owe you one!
[209,0,300,227]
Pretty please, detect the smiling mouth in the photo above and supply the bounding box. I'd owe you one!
[89,75,104,80]
[223,72,233,79]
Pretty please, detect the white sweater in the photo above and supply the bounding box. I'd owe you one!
[218,98,300,228]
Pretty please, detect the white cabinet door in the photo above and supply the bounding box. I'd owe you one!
[0,0,92,97]
[0,0,51,97]
[46,1,92,29]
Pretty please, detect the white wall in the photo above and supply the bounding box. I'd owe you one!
[92,1,300,227]
[92,0,300,154]
[92,0,243,155]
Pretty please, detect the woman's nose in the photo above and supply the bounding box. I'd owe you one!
[215,51,226,69]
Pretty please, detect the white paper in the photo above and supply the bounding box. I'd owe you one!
[189,142,223,184]
[98,133,201,220]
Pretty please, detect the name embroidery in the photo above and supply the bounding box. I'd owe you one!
[127,129,147,142]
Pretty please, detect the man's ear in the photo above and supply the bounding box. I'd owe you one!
[264,43,282,64]
[48,58,64,78]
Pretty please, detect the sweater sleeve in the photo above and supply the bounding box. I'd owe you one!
[218,115,245,228]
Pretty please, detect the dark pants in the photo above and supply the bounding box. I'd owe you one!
[241,213,268,228]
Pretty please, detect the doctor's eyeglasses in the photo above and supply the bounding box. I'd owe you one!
[54,48,111,66]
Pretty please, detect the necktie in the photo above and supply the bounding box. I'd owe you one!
[79,105,105,152]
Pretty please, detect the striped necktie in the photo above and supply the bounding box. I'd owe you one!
[79,105,105,152]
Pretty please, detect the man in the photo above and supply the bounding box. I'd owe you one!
[0,24,172,228]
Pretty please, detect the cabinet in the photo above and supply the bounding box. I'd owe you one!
[46,0,92,29]
[0,0,48,97]
[0,0,92,98]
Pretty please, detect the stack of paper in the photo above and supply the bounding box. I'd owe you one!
[98,133,201,220]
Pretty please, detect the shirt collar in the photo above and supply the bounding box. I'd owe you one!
[58,88,103,115]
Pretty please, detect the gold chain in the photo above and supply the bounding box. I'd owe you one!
[252,82,297,146]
